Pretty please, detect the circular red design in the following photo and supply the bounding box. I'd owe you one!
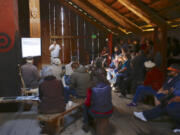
[0,33,12,52]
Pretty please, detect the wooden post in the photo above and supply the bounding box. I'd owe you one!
[108,34,113,65]
[29,0,41,68]
[153,26,167,71]
[29,0,41,37]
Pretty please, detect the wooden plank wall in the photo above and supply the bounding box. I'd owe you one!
[40,0,108,65]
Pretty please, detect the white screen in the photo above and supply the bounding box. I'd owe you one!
[21,38,41,58]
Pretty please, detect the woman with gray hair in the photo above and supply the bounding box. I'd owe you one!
[38,66,65,114]
[50,58,62,80]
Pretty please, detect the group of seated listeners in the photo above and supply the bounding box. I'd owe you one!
[20,56,113,133]
[20,38,180,133]
[101,39,180,134]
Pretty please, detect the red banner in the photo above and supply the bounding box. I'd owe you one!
[0,0,18,52]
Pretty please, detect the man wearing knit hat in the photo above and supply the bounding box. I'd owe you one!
[133,64,180,133]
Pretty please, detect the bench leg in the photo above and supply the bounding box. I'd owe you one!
[39,117,64,135]
[96,118,109,135]
[56,117,64,133]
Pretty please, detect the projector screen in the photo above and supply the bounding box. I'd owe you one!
[21,38,41,58]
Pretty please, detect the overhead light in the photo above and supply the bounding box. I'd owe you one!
[78,8,83,12]
[117,27,131,34]
[73,5,78,8]
[143,28,154,32]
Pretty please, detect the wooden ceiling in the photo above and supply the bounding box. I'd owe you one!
[61,0,180,35]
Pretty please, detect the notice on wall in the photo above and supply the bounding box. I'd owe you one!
[21,38,41,58]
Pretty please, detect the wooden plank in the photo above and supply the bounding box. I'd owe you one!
[38,100,84,121]
[87,0,143,35]
[117,0,166,27]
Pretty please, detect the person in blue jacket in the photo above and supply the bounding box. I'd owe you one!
[133,64,180,134]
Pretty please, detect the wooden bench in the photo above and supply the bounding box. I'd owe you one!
[21,88,39,96]
[37,99,84,135]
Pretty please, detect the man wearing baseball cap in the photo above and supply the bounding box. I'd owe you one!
[133,64,180,133]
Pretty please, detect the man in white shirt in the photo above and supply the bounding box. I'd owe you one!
[49,40,61,64]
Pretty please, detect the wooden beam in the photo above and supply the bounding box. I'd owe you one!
[50,35,100,39]
[58,0,107,33]
[70,0,116,29]
[122,0,161,16]
[117,0,166,27]
[87,0,143,35]
[60,0,126,35]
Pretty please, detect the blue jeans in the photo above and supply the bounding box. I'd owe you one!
[143,102,180,128]
[132,85,157,103]
[64,87,78,102]
[115,73,127,87]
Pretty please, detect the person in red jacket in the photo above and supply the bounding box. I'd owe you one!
[127,60,164,106]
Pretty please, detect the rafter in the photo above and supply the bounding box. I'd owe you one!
[70,0,117,30]
[121,0,161,16]
[68,0,131,34]
[58,0,108,33]
[117,0,166,27]
[87,0,143,35]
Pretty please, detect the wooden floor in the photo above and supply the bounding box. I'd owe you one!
[0,92,178,135]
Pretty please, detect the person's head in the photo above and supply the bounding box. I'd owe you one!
[145,39,150,45]
[121,47,128,55]
[52,40,56,45]
[149,40,154,47]
[114,46,119,52]
[167,64,180,77]
[52,58,61,65]
[103,46,107,51]
[41,66,53,78]
[144,60,156,71]
[117,55,123,62]
[71,62,79,71]
[128,39,131,44]
[133,40,138,45]
[91,68,108,85]
[122,54,130,62]
[95,57,103,68]
[26,56,34,64]
[120,40,124,45]
[71,56,77,62]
